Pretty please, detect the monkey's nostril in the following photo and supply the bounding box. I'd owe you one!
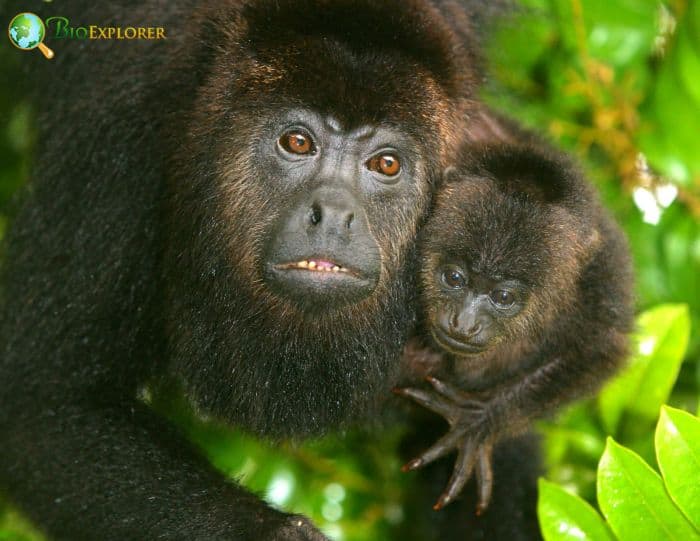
[310,203,322,226]
[467,324,482,337]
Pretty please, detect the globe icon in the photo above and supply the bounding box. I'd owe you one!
[8,12,54,59]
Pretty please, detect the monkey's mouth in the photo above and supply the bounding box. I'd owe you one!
[274,259,360,277]
[431,327,487,356]
[266,256,378,306]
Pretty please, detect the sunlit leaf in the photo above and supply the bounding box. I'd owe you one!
[598,438,698,541]
[538,479,614,541]
[599,304,691,434]
[655,406,700,530]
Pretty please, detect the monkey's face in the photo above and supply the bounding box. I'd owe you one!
[255,109,429,309]
[419,148,602,362]
[419,173,571,357]
[425,261,529,355]
[179,15,469,320]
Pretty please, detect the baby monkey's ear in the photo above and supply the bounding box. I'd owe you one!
[442,165,461,183]
[580,227,602,264]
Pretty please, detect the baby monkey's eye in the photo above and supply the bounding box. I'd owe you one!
[441,267,466,289]
[491,289,515,307]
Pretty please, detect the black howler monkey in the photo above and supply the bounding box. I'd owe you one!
[0,0,524,539]
[396,144,634,514]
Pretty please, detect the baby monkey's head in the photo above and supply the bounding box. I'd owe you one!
[420,145,600,357]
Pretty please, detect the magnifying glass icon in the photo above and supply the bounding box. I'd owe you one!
[8,12,55,59]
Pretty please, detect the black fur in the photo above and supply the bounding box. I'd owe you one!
[0,1,514,539]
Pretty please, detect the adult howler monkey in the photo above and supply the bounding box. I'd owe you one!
[0,1,527,539]
[397,144,634,515]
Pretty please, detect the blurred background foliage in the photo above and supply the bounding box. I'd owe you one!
[1,0,699,540]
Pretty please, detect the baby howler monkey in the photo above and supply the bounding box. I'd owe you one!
[396,144,634,514]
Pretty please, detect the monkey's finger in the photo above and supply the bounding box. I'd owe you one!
[475,443,494,515]
[425,376,474,404]
[433,443,478,510]
[402,430,462,472]
[393,387,454,418]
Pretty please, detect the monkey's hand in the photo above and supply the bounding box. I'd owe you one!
[394,376,496,514]
[400,337,448,383]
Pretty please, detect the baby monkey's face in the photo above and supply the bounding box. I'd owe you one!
[425,260,529,356]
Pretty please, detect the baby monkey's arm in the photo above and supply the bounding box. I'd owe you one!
[395,376,497,514]
[396,335,625,513]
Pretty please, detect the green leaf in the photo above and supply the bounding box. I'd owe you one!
[538,479,614,541]
[599,304,691,434]
[655,406,700,530]
[598,438,698,541]
[639,1,700,184]
[0,506,44,541]
[581,0,659,67]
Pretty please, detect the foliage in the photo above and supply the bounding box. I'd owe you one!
[538,406,700,540]
[1,1,699,540]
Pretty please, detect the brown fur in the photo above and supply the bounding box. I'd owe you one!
[394,142,633,535]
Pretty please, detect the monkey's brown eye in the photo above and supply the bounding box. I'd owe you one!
[491,289,515,307]
[367,154,401,176]
[279,130,316,155]
[441,267,466,289]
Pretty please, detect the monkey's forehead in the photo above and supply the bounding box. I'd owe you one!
[236,0,480,102]
[422,195,558,283]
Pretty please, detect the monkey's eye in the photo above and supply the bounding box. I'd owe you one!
[490,289,515,307]
[279,130,316,155]
[441,267,466,289]
[367,153,401,177]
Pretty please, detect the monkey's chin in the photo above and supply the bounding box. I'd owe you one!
[431,327,487,356]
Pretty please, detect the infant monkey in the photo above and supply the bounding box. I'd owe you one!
[396,145,634,513]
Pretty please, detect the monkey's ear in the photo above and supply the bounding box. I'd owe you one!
[553,206,602,262]
[465,107,527,145]
[443,165,460,183]
[583,227,601,252]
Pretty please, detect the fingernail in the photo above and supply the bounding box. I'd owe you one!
[402,459,421,472]
[433,495,447,510]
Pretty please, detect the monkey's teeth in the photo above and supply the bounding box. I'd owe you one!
[282,260,348,273]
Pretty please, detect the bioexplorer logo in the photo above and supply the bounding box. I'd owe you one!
[8,12,166,59]
[8,13,53,58]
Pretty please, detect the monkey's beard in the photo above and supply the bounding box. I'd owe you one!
[166,253,417,440]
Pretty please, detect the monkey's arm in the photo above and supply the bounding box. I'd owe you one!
[397,329,627,511]
[0,152,328,541]
[0,392,326,541]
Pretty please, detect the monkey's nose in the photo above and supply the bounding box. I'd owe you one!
[454,323,482,339]
[467,323,482,337]
[443,318,482,342]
